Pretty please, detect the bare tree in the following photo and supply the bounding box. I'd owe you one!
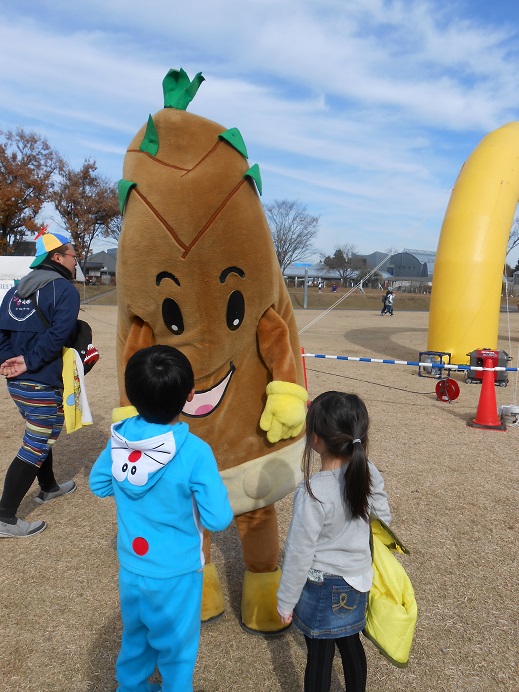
[264,200,319,272]
[51,159,121,271]
[322,244,366,286]
[507,217,519,258]
[0,128,62,253]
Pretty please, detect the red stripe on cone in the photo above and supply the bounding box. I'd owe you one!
[467,358,506,431]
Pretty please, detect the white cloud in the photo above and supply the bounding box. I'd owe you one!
[1,0,519,263]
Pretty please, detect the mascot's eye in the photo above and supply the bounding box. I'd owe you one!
[162,298,184,335]
[130,466,137,476]
[122,463,128,472]
[226,290,245,331]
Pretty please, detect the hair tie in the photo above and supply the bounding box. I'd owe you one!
[352,438,362,445]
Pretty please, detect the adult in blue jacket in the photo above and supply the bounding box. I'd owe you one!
[0,232,80,538]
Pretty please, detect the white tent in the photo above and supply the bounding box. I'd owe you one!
[0,256,85,303]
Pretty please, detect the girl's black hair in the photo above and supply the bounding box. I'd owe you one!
[302,391,371,521]
[124,345,194,425]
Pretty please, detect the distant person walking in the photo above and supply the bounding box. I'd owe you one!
[386,290,395,316]
[381,289,391,316]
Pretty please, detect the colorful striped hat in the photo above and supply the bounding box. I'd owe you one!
[30,231,72,268]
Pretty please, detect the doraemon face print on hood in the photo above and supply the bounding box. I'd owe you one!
[111,425,178,493]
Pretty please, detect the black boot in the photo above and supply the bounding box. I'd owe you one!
[36,448,59,493]
[0,456,40,523]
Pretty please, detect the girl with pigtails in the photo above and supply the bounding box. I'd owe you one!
[277,392,392,692]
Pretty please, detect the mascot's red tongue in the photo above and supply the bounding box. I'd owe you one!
[182,363,234,417]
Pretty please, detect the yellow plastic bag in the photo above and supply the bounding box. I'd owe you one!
[363,518,418,667]
[62,347,93,433]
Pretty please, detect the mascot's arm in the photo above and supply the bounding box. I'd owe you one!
[113,316,155,421]
[257,307,308,444]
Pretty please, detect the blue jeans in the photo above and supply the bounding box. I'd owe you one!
[293,575,367,639]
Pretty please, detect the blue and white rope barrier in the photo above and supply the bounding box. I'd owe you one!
[301,353,519,373]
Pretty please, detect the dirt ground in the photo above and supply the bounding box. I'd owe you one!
[0,305,517,691]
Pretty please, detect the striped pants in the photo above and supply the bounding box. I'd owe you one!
[7,381,64,468]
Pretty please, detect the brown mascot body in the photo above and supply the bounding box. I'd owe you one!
[116,69,308,634]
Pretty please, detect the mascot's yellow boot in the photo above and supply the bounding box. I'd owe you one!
[201,562,225,623]
[241,567,290,635]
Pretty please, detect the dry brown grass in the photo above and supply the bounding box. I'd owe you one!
[80,286,434,311]
[288,287,433,312]
[82,285,519,314]
[0,305,517,691]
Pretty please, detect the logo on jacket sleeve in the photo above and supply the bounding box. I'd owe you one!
[111,429,176,486]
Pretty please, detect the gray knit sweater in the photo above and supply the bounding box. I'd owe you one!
[277,461,391,614]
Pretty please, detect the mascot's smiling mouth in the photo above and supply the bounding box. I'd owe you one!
[182,362,235,418]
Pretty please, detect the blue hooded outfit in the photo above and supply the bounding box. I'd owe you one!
[89,415,233,692]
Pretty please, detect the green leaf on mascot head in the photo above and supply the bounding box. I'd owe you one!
[117,179,137,215]
[244,164,262,196]
[218,128,248,159]
[162,68,205,110]
[139,115,159,156]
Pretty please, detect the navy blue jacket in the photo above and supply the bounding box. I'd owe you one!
[0,269,80,388]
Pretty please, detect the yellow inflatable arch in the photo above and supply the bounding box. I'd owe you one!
[427,122,519,363]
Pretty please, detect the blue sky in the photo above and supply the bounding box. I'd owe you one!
[1,0,519,265]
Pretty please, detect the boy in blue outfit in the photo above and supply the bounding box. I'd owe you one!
[89,345,233,692]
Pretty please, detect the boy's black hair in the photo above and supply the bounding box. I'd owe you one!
[124,345,194,424]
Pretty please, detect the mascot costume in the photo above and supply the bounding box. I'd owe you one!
[115,69,308,634]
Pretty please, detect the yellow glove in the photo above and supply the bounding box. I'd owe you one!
[112,405,138,423]
[259,381,308,444]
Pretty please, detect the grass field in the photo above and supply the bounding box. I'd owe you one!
[79,284,519,314]
[288,287,432,311]
[2,306,518,691]
[79,285,435,311]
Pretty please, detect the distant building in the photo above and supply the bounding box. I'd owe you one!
[283,248,437,290]
[385,251,428,278]
[84,248,117,284]
[90,246,435,288]
[12,240,36,256]
[402,249,436,276]
[360,249,435,279]
[283,263,341,285]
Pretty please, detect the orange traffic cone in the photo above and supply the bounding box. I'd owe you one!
[467,358,506,431]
